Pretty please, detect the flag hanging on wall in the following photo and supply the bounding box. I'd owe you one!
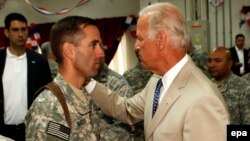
[25,23,42,53]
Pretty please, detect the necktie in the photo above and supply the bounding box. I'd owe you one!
[152,78,163,117]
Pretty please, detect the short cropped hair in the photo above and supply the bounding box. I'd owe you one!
[235,33,245,40]
[50,16,98,63]
[4,12,28,29]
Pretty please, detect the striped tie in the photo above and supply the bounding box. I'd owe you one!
[152,78,162,117]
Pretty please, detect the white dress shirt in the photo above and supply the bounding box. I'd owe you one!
[235,46,245,75]
[2,48,27,125]
[159,54,188,103]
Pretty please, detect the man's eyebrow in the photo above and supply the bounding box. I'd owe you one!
[11,27,27,30]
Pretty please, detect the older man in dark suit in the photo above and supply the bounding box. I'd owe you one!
[0,12,52,141]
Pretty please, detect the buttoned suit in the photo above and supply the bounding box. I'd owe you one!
[0,48,52,126]
[90,56,229,141]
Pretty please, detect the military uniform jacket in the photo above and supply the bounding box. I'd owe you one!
[94,63,133,141]
[214,72,250,124]
[25,74,101,141]
[90,57,229,141]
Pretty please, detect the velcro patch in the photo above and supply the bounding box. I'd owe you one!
[46,121,70,141]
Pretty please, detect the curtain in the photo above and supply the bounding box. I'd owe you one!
[0,16,127,64]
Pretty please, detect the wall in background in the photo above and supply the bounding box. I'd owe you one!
[0,0,140,26]
[2,0,250,72]
[141,0,250,51]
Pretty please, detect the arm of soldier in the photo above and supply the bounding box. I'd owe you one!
[89,82,145,125]
[239,87,250,124]
[25,90,66,141]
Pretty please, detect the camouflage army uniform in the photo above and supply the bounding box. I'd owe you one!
[190,48,211,78]
[123,62,153,141]
[212,72,250,124]
[242,72,250,81]
[123,62,153,94]
[94,63,134,141]
[48,59,59,79]
[25,74,103,141]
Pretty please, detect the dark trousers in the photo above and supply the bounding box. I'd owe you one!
[0,123,25,141]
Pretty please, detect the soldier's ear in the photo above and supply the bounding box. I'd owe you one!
[63,42,75,60]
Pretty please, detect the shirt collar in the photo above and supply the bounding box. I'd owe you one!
[235,46,243,51]
[161,54,188,88]
[6,47,26,60]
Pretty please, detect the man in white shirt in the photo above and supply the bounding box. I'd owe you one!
[0,12,52,141]
[229,33,250,76]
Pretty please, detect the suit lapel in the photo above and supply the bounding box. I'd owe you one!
[26,49,36,106]
[145,85,181,140]
[27,50,33,87]
[144,75,160,135]
[145,57,194,140]
[0,48,7,76]
[0,48,6,125]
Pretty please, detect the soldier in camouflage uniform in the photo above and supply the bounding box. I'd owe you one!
[123,62,153,94]
[208,47,250,124]
[123,61,152,141]
[242,72,250,81]
[186,42,210,78]
[94,62,134,141]
[41,41,59,79]
[25,16,106,140]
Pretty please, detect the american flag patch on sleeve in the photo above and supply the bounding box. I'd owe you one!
[46,121,70,141]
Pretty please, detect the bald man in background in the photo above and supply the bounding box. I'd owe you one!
[208,47,250,124]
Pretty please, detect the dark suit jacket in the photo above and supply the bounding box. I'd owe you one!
[0,48,52,125]
[229,47,250,76]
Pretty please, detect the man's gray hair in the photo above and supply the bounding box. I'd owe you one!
[139,2,190,48]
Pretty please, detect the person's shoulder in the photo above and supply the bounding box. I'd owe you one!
[229,46,235,51]
[225,74,250,91]
[34,89,58,103]
[230,73,249,84]
[26,48,45,58]
[242,72,250,80]
[123,69,133,76]
[0,47,6,53]
[26,49,49,63]
[107,67,125,79]
[107,68,131,87]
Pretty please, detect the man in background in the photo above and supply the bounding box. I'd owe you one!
[0,12,52,141]
[186,41,210,78]
[94,58,134,141]
[123,52,153,94]
[208,47,250,124]
[41,41,58,79]
[229,33,250,76]
[123,53,152,141]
